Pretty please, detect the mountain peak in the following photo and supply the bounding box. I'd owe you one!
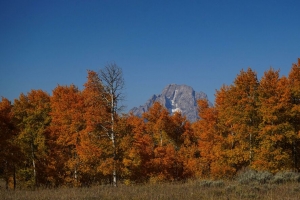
[130,84,210,122]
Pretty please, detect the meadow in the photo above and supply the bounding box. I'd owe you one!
[1,170,300,200]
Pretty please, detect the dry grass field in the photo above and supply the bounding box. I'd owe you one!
[1,178,300,200]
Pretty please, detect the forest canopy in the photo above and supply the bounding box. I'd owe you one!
[0,59,300,189]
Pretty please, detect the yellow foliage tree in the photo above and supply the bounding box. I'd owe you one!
[253,68,293,172]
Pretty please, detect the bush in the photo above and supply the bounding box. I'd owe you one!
[256,171,273,184]
[236,168,300,185]
[211,180,225,187]
[196,180,225,188]
[236,168,273,184]
[272,171,300,184]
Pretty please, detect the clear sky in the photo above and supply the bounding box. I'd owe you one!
[1,0,299,112]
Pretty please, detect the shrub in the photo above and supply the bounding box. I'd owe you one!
[236,168,272,184]
[272,171,300,184]
[256,171,273,184]
[196,180,225,188]
[197,180,212,187]
[211,180,225,187]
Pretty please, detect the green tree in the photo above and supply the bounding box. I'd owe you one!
[13,90,51,188]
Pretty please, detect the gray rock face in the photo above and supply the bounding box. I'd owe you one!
[130,84,211,122]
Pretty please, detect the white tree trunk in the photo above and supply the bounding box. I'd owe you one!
[111,94,117,187]
[31,142,36,187]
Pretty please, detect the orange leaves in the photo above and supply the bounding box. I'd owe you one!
[150,144,177,181]
[83,70,108,134]
[0,97,14,141]
[289,59,300,100]
[192,99,220,178]
[49,85,86,185]
[253,68,295,172]
[50,85,84,145]
[3,59,300,187]
[213,68,261,174]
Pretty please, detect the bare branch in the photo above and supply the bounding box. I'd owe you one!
[98,63,125,187]
[99,63,125,113]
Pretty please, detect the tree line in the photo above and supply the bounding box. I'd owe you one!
[0,59,299,189]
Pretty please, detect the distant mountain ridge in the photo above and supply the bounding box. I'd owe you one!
[130,84,211,122]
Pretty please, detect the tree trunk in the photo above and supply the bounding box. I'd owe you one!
[5,177,8,190]
[160,130,163,147]
[249,132,252,164]
[111,133,117,187]
[74,165,78,182]
[13,165,16,190]
[31,142,37,188]
[111,94,117,187]
[293,140,297,171]
[99,63,124,187]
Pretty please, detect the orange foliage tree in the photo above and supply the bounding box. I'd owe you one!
[288,59,300,171]
[3,58,300,187]
[178,115,199,179]
[80,70,112,185]
[207,86,237,178]
[142,102,174,182]
[49,85,85,186]
[209,68,260,178]
[253,68,293,172]
[115,114,153,184]
[192,99,221,178]
[142,102,189,182]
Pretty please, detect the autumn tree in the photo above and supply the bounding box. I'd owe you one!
[143,102,171,147]
[253,68,293,172]
[80,70,111,184]
[192,99,221,178]
[231,68,260,166]
[98,63,125,187]
[208,68,260,178]
[177,117,199,179]
[288,58,300,170]
[141,102,180,182]
[204,86,234,178]
[49,85,85,186]
[114,114,151,184]
[168,111,189,180]
[0,97,21,189]
[13,90,51,188]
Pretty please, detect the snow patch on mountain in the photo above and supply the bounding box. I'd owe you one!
[171,90,181,113]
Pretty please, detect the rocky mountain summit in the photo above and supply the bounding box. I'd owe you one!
[130,84,211,122]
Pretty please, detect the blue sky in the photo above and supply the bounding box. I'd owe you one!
[1,0,299,112]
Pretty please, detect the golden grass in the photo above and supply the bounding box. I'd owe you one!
[1,179,300,200]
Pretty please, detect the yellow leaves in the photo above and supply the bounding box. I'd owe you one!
[98,158,114,176]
